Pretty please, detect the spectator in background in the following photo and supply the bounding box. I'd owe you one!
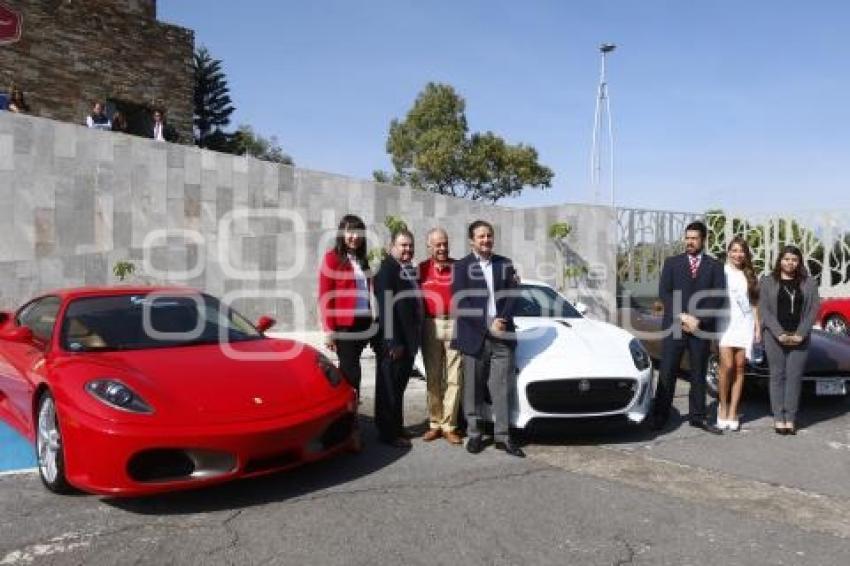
[86,102,111,130]
[111,111,128,133]
[150,108,177,142]
[8,85,29,113]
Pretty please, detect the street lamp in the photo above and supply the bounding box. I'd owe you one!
[590,42,616,207]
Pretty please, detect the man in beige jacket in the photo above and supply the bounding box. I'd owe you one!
[418,228,464,445]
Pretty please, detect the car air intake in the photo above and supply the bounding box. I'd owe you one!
[319,414,356,450]
[526,379,637,413]
[127,449,236,482]
[127,449,195,482]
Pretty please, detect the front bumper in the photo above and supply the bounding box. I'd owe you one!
[512,367,653,428]
[58,391,357,497]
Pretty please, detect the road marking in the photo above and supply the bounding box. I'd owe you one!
[528,444,850,539]
[0,468,36,477]
[0,532,96,565]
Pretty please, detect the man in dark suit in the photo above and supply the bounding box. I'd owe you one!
[451,220,524,457]
[651,220,727,433]
[374,229,423,447]
[150,108,178,142]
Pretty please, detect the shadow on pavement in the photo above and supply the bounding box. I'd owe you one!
[104,415,409,515]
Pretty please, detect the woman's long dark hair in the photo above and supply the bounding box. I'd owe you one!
[727,236,759,303]
[334,214,369,269]
[771,245,807,284]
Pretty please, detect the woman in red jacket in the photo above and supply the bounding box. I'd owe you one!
[318,215,376,393]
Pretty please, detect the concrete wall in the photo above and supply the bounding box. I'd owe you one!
[0,112,618,327]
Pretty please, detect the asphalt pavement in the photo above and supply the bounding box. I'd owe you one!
[1,356,849,565]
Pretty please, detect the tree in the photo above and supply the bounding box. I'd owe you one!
[193,46,235,148]
[367,216,409,265]
[379,82,553,203]
[228,125,294,165]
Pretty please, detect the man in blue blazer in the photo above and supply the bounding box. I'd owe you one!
[451,220,524,457]
[651,221,727,433]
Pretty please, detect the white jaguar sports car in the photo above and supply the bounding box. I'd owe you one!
[490,280,653,430]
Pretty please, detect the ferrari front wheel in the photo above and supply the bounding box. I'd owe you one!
[36,392,73,494]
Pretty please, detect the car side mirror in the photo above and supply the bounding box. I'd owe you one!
[255,315,276,333]
[0,326,34,343]
[573,302,589,315]
[0,311,11,325]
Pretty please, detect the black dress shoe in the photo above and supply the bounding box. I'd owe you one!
[689,417,723,435]
[466,436,485,454]
[495,440,526,458]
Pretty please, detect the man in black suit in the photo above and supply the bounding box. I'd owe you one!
[150,108,178,142]
[451,220,524,457]
[651,220,727,433]
[374,229,423,447]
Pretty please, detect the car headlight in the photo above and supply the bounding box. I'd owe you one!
[629,339,651,371]
[86,379,153,414]
[316,352,344,387]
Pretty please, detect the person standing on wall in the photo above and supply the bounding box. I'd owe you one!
[452,220,524,457]
[650,220,727,434]
[419,228,464,445]
[374,229,423,447]
[7,85,29,113]
[150,108,177,142]
[759,245,820,435]
[717,236,761,431]
[317,214,377,396]
[86,102,111,130]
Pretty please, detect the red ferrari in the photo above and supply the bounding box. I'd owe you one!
[817,298,850,336]
[0,287,358,497]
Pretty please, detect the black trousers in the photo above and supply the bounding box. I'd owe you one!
[334,316,377,393]
[374,350,413,441]
[654,334,711,419]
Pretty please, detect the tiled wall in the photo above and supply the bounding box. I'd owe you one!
[0,112,617,326]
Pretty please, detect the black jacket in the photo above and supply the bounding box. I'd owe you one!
[374,256,423,355]
[659,252,727,334]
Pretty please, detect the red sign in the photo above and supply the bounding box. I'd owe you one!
[0,2,22,46]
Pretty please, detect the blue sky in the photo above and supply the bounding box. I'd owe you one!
[160,0,849,214]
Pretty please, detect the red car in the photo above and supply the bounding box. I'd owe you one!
[817,298,850,336]
[0,287,358,497]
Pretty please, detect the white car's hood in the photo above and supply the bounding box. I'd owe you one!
[515,317,638,377]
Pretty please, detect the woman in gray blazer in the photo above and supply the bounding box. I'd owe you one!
[758,245,820,434]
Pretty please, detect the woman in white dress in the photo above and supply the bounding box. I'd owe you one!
[718,237,761,431]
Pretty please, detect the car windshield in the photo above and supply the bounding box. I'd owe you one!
[514,285,583,319]
[60,293,263,352]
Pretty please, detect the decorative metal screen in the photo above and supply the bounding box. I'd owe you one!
[617,208,850,298]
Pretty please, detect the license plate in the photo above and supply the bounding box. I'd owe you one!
[815,379,847,396]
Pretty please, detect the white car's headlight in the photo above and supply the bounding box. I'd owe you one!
[629,339,651,371]
[86,379,153,414]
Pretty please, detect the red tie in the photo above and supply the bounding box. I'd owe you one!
[689,255,700,279]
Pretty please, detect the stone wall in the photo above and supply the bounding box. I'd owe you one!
[0,111,618,327]
[0,0,193,142]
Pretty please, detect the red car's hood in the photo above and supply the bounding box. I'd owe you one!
[62,338,335,425]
